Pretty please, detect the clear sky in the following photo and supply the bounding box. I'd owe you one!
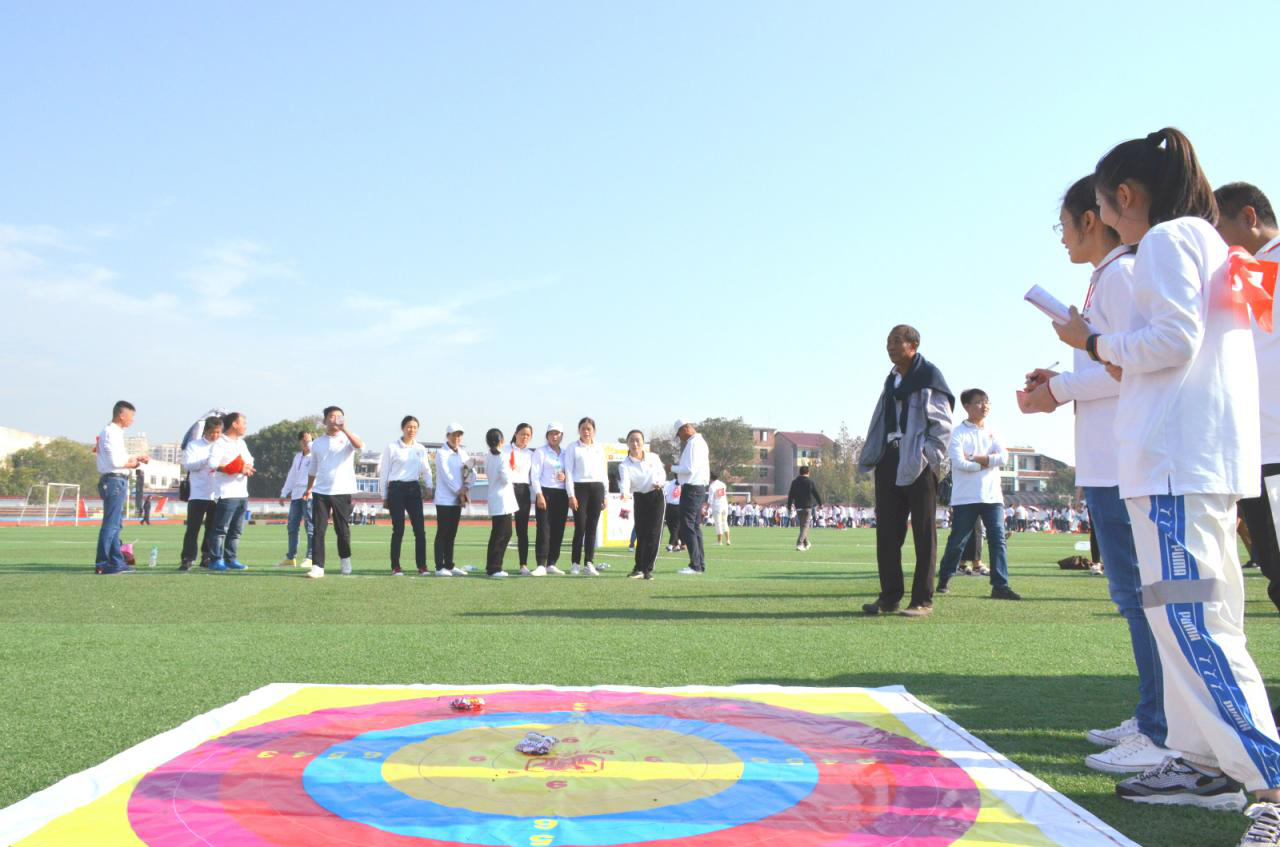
[4,2,1278,458]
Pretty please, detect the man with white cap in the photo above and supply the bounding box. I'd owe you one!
[530,422,569,575]
[433,422,470,576]
[672,419,711,574]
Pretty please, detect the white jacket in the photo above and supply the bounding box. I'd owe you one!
[1096,217,1260,498]
[947,420,1006,505]
[485,450,517,516]
[434,446,470,506]
[1253,236,1280,464]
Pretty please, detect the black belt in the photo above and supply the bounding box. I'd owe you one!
[101,472,129,479]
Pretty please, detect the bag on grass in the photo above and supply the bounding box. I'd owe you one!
[1058,555,1091,570]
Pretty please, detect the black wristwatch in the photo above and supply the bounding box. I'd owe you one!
[1085,334,1101,363]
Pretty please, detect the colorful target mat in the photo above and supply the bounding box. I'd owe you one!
[1,684,1137,847]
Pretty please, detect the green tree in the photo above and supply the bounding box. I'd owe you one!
[0,438,99,499]
[1045,460,1077,507]
[694,417,754,481]
[809,424,873,505]
[645,425,680,472]
[244,417,321,498]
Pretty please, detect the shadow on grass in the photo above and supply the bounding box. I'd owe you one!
[462,607,857,621]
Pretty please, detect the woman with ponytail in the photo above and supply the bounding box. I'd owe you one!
[1056,129,1280,837]
[483,428,516,578]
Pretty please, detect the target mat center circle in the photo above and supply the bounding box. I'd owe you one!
[385,722,744,817]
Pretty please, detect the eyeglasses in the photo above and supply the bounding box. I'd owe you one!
[1052,223,1064,235]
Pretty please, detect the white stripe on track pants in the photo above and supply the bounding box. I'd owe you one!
[1128,493,1280,791]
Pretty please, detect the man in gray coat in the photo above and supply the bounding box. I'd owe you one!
[857,325,954,617]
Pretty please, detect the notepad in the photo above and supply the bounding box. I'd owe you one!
[1024,285,1072,324]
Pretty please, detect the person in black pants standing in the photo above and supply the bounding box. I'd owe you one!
[379,415,433,575]
[672,419,710,575]
[856,325,954,617]
[618,429,667,579]
[787,465,822,551]
[432,423,470,576]
[303,406,365,578]
[530,422,568,575]
[180,416,222,570]
[509,423,535,575]
[564,417,607,576]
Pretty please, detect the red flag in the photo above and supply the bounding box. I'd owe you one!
[1228,247,1277,333]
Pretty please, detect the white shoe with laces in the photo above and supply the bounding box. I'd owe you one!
[519,566,532,576]
[340,558,352,575]
[585,563,600,576]
[571,565,581,576]
[677,567,700,575]
[451,567,468,576]
[434,569,452,577]
[547,565,565,575]
[1087,717,1137,747]
[305,565,325,579]
[530,566,547,576]
[1240,802,1280,845]
[489,571,509,578]
[1085,732,1178,774]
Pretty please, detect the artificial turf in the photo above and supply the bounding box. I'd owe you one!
[0,521,1275,846]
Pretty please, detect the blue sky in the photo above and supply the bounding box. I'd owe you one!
[4,2,1278,460]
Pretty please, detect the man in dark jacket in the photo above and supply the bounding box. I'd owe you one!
[787,466,822,550]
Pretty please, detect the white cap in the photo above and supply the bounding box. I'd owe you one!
[446,422,464,435]
[674,418,691,430]
[546,421,564,434]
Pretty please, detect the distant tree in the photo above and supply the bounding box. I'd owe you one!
[809,423,873,505]
[244,416,321,498]
[645,424,680,472]
[694,417,754,481]
[1046,461,1077,507]
[0,438,98,499]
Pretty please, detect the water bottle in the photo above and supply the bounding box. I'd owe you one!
[148,545,158,568]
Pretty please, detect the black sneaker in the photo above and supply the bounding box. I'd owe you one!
[1116,757,1246,811]
[1240,802,1280,845]
[178,561,192,572]
[936,579,950,595]
[862,601,900,615]
[991,586,1022,601]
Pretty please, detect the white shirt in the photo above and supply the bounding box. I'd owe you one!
[673,433,710,485]
[378,439,433,496]
[1096,217,1260,498]
[618,451,666,497]
[530,444,566,495]
[208,437,254,499]
[96,422,130,474]
[508,445,533,485]
[434,445,469,506]
[707,479,729,512]
[184,437,219,501]
[562,439,607,498]
[888,373,904,442]
[309,432,358,496]
[947,419,1006,505]
[1048,245,1136,488]
[280,450,312,500]
[1253,235,1280,464]
[485,450,518,515]
[663,479,682,505]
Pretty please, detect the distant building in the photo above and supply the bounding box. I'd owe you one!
[1000,447,1065,494]
[773,431,834,497]
[125,433,150,456]
[732,427,776,499]
[140,459,182,492]
[150,442,182,464]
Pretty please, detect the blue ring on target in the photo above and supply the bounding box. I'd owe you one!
[302,710,819,845]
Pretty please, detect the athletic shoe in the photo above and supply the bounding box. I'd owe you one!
[391,567,404,576]
[209,560,228,571]
[305,565,325,579]
[976,565,990,575]
[585,563,600,576]
[300,558,313,569]
[666,544,675,552]
[530,566,547,576]
[1087,717,1138,747]
[519,566,532,576]
[450,567,468,576]
[900,605,934,618]
[643,572,654,580]
[991,586,1021,600]
[1116,757,1246,810]
[489,571,509,578]
[226,560,247,570]
[102,566,137,575]
[178,561,192,572]
[861,602,899,615]
[677,567,700,575]
[1239,802,1280,845]
[434,569,453,577]
[628,571,644,579]
[627,545,635,551]
[418,566,429,576]
[596,561,610,570]
[277,557,296,568]
[547,565,566,575]
[340,560,352,575]
[571,565,581,575]
[1085,732,1179,774]
[1245,560,1260,569]
[936,579,950,594]
[796,545,804,551]
[726,540,731,546]
[958,564,972,575]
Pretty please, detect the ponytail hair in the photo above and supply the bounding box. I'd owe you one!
[485,427,503,455]
[1094,127,1217,227]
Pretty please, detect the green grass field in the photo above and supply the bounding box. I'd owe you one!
[1,521,1275,846]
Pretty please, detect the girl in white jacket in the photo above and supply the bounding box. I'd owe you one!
[483,428,517,578]
[1057,128,1280,838]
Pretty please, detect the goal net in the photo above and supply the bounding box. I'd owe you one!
[18,483,83,526]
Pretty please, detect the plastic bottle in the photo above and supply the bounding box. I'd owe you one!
[149,545,158,568]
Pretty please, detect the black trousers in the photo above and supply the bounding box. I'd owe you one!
[679,484,708,571]
[181,499,216,565]
[487,514,513,574]
[535,488,569,567]
[513,483,531,566]
[665,500,682,546]
[632,489,665,575]
[1239,463,1280,614]
[387,480,427,570]
[434,504,462,571]
[873,444,938,608]
[570,482,606,565]
[312,493,353,568]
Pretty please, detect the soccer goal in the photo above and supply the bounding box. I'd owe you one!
[18,483,82,526]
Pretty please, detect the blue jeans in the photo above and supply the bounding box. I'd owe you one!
[938,502,1009,588]
[1085,485,1167,747]
[286,498,314,559]
[209,497,248,563]
[95,475,128,571]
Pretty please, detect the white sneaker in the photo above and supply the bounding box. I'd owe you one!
[547,565,566,575]
[489,570,509,578]
[1087,717,1138,747]
[277,557,296,567]
[434,568,453,577]
[571,565,581,575]
[305,565,325,579]
[519,566,532,576]
[340,558,352,575]
[666,544,675,552]
[796,545,804,551]
[451,567,468,576]
[677,567,700,575]
[1240,802,1280,846]
[300,557,313,569]
[1085,732,1178,774]
[530,566,547,576]
[585,563,600,576]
